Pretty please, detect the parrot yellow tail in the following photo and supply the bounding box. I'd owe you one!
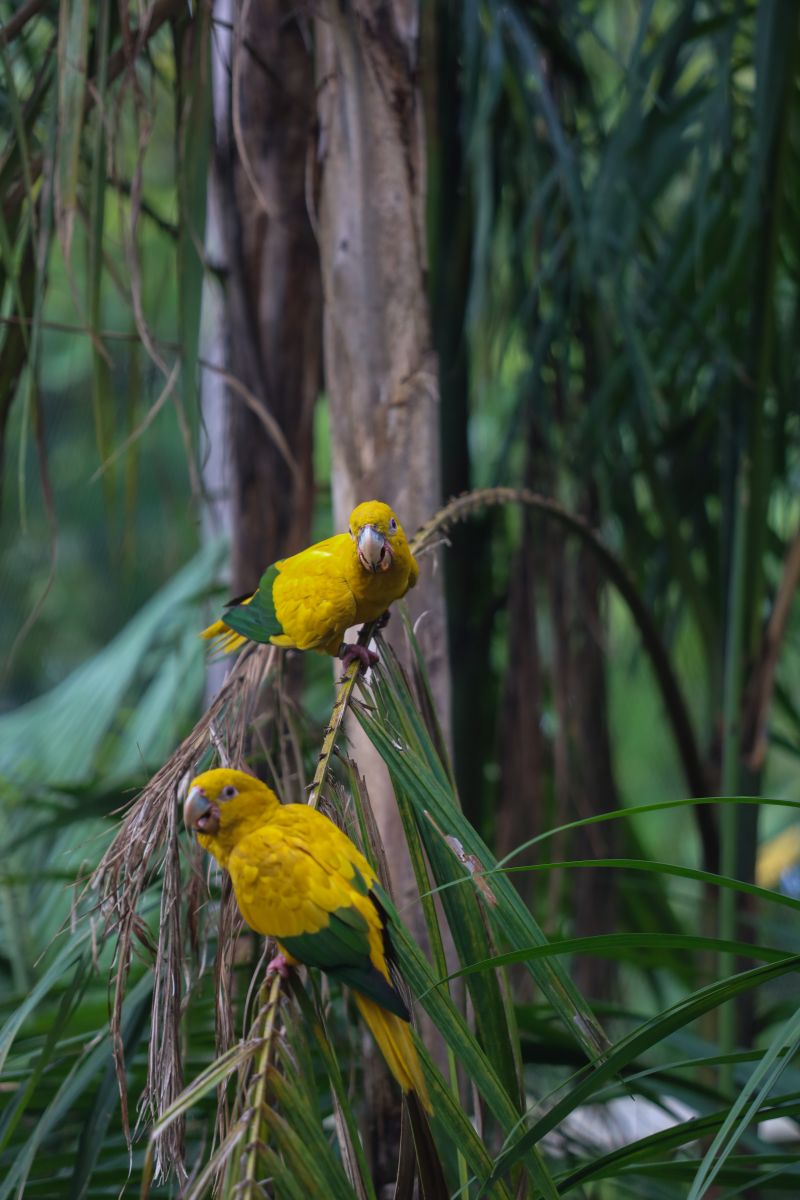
[200,618,247,655]
[354,994,432,1114]
[201,592,258,654]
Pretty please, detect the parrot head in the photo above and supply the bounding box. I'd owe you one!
[349,501,409,575]
[183,768,278,856]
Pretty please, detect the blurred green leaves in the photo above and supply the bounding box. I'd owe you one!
[2,0,800,1196]
[0,537,223,787]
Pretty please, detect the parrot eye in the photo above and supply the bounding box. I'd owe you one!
[388,517,397,534]
[220,785,238,800]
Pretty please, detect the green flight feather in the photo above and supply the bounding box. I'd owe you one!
[281,906,371,969]
[329,964,409,1019]
[281,905,409,1020]
[223,564,281,643]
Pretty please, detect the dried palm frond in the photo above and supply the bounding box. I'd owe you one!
[87,643,276,1174]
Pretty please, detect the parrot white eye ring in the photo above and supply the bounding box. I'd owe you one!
[221,785,238,800]
[389,517,397,533]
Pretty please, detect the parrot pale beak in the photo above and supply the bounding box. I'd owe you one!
[184,786,220,836]
[357,525,393,574]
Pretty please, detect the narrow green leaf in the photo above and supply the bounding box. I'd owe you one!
[149,1039,264,1141]
[501,6,584,230]
[0,958,90,1156]
[0,973,153,1200]
[263,1086,359,1200]
[688,1004,800,1199]
[56,0,90,257]
[69,976,152,1199]
[0,183,30,356]
[558,1094,800,1194]
[381,892,560,1198]
[484,956,800,1189]
[358,659,612,1064]
[439,932,791,987]
[343,749,467,1196]
[415,1042,513,1200]
[500,856,800,916]
[0,539,224,785]
[0,924,92,1076]
[0,42,35,228]
[291,978,378,1200]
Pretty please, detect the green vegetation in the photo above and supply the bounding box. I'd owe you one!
[2,1,800,1197]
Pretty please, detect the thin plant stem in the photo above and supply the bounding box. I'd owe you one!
[240,971,284,1197]
[719,459,749,1096]
[306,622,377,809]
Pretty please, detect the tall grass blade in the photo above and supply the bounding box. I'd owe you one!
[485,956,800,1188]
[688,1003,800,1199]
[366,649,523,1110]
[0,971,153,1200]
[380,889,559,1197]
[359,640,612,1065]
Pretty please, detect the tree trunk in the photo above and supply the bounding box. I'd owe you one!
[426,0,496,833]
[314,1,450,1180]
[314,0,449,885]
[201,0,321,793]
[219,0,321,594]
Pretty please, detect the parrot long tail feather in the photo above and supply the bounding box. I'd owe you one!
[354,994,432,1114]
[201,590,261,654]
[199,618,248,655]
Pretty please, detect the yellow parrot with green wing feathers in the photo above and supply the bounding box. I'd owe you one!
[183,767,431,1112]
[201,501,418,670]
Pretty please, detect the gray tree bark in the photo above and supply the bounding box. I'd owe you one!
[314,2,451,1179]
[314,0,450,889]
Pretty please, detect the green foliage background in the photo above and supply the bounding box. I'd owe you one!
[1,0,800,1196]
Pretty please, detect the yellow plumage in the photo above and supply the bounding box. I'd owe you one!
[201,501,419,658]
[184,768,431,1110]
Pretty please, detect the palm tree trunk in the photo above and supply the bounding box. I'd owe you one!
[314,0,450,886]
[314,1,451,1178]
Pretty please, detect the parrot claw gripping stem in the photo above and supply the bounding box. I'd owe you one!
[339,643,379,672]
[266,953,291,979]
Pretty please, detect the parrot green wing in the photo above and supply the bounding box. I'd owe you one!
[280,906,409,1020]
[222,564,282,643]
[227,812,409,1019]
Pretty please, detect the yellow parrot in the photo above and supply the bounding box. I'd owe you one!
[183,768,431,1112]
[201,501,418,670]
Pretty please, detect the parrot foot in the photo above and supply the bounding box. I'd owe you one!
[266,953,291,980]
[374,609,391,631]
[339,643,379,672]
